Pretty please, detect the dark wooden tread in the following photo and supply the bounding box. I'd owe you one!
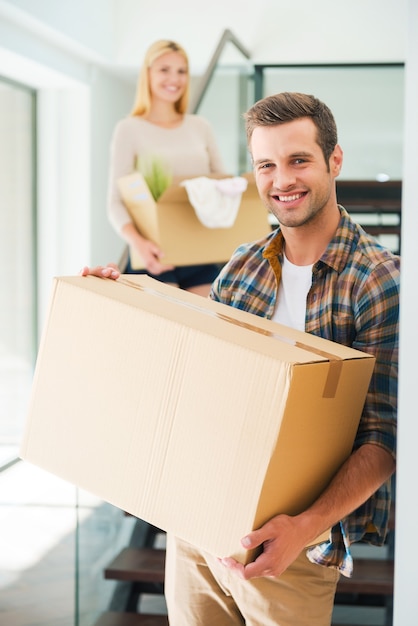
[105,547,393,597]
[94,612,168,626]
[336,558,394,595]
[104,547,165,583]
[95,613,369,626]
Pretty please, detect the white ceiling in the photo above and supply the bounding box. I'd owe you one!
[113,0,408,74]
[0,0,408,81]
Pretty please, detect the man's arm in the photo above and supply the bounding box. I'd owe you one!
[222,442,395,580]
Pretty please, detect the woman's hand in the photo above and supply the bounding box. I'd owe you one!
[121,222,174,275]
[79,263,121,280]
[134,237,175,275]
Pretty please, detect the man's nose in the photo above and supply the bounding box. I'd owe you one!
[272,166,296,190]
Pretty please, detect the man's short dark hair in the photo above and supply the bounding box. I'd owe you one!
[244,92,338,165]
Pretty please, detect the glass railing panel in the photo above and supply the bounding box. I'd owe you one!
[192,36,254,175]
[76,490,137,626]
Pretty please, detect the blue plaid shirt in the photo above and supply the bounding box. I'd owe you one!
[210,206,399,577]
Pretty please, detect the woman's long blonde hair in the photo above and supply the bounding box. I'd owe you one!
[131,40,190,117]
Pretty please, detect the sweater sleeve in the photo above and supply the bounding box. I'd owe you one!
[107,118,137,235]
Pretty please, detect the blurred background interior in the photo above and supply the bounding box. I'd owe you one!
[0,1,416,625]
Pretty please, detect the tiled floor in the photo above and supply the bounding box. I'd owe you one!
[0,461,77,625]
[0,459,136,626]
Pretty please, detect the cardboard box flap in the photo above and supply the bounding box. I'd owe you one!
[157,173,260,205]
[118,172,253,206]
[68,275,372,401]
[117,173,160,241]
[118,275,374,363]
[64,275,374,370]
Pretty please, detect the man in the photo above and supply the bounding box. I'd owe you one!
[83,92,399,626]
[163,93,399,625]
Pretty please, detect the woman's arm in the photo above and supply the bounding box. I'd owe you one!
[107,118,138,234]
[107,118,174,274]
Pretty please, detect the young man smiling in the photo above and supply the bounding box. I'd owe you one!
[83,92,399,625]
[163,92,400,625]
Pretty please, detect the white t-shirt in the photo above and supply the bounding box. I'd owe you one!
[271,254,313,331]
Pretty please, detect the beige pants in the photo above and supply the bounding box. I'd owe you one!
[165,534,340,626]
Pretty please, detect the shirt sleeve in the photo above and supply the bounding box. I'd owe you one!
[352,257,399,460]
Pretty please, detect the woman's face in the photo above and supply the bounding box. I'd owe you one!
[148,51,188,104]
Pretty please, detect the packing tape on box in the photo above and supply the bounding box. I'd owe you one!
[118,277,343,398]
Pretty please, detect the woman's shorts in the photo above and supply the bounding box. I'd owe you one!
[125,256,222,290]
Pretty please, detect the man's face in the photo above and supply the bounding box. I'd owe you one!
[250,118,342,229]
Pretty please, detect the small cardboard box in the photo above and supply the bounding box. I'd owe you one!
[117,172,270,268]
[20,275,375,563]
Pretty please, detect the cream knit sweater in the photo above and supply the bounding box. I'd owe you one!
[107,114,225,234]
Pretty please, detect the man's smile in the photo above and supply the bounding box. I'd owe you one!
[276,192,306,202]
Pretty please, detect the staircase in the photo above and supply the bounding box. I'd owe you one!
[93,507,394,626]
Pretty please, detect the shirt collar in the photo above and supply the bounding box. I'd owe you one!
[262,206,355,274]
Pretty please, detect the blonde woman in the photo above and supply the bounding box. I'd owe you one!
[107,39,226,296]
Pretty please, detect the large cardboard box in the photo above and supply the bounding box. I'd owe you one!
[117,172,270,268]
[20,275,375,563]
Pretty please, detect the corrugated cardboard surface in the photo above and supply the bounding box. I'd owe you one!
[20,275,375,562]
[117,172,270,267]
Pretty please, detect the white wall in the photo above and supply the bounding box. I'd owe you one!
[393,0,418,623]
[0,0,116,62]
[0,2,135,331]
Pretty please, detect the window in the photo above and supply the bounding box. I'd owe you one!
[0,77,36,469]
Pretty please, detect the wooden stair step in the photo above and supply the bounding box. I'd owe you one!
[336,558,394,595]
[105,548,393,594]
[104,547,165,583]
[94,612,168,626]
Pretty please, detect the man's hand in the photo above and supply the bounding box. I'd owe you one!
[221,513,313,580]
[79,263,121,280]
[221,443,395,581]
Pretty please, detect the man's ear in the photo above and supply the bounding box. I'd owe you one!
[330,144,343,177]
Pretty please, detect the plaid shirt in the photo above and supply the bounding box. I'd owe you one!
[210,206,399,577]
